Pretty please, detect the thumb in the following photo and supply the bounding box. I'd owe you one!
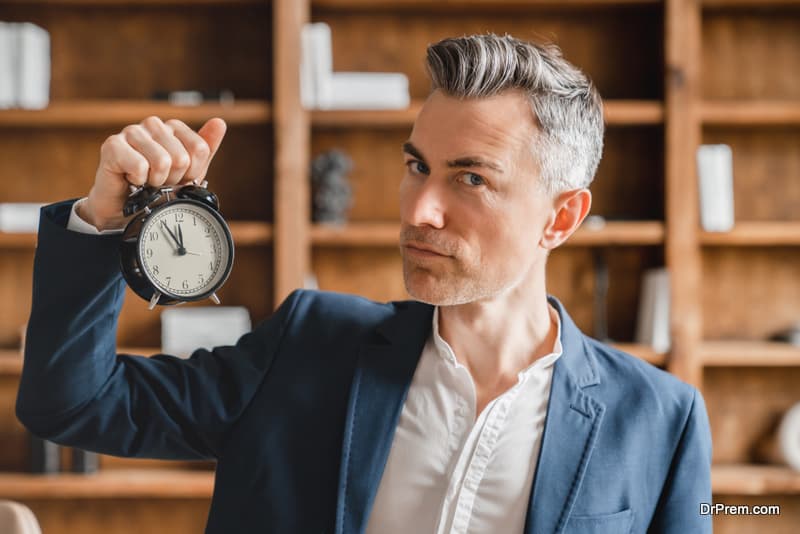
[198,117,227,158]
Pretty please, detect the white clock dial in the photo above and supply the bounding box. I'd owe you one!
[138,202,232,299]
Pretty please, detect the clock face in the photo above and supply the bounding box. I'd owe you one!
[137,201,233,300]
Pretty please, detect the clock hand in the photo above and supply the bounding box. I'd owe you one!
[160,220,186,256]
[175,223,187,256]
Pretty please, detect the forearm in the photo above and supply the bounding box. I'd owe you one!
[16,200,126,428]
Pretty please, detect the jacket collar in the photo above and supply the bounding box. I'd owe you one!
[335,296,604,534]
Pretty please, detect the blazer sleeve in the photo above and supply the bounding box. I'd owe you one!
[16,200,303,461]
[648,387,713,533]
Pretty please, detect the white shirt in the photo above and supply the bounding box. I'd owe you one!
[67,198,125,234]
[366,305,563,534]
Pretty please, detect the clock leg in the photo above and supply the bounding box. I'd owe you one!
[209,293,221,305]
[148,291,162,310]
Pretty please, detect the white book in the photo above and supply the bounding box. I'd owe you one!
[309,22,333,109]
[324,72,410,110]
[161,306,252,359]
[696,144,734,232]
[635,268,671,354]
[15,22,50,110]
[0,203,44,232]
[300,23,318,109]
[0,22,16,109]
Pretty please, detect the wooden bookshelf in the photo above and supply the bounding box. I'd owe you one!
[611,343,667,366]
[312,0,661,9]
[701,222,800,246]
[0,100,272,128]
[701,101,800,126]
[701,341,800,367]
[0,470,214,500]
[712,464,800,495]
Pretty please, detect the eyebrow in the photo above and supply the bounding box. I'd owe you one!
[402,141,504,174]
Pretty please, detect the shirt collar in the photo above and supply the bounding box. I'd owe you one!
[431,302,563,378]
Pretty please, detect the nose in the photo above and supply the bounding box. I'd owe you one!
[400,174,446,229]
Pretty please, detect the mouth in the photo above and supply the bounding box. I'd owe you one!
[402,242,449,258]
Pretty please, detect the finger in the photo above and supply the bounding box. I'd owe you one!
[122,124,173,187]
[99,133,150,189]
[140,116,190,186]
[168,118,227,183]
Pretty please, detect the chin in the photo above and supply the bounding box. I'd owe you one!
[402,264,482,306]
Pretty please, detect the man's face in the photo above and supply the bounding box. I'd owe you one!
[399,89,554,305]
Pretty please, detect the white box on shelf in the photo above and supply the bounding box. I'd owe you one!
[635,267,670,354]
[0,22,16,109]
[0,203,44,232]
[16,22,50,110]
[161,306,252,359]
[696,144,734,232]
[323,72,410,110]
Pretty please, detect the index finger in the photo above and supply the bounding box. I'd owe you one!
[166,118,227,183]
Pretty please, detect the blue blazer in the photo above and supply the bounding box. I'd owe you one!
[17,201,712,533]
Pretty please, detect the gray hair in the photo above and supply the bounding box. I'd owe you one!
[426,34,604,195]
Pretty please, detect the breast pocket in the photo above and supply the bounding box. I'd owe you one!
[563,508,633,534]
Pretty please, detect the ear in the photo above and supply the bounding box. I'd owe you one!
[539,188,592,250]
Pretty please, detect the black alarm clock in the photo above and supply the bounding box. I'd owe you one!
[119,182,234,310]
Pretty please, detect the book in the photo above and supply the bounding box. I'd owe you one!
[696,144,734,232]
[71,448,99,474]
[30,435,60,473]
[0,22,16,109]
[635,268,670,354]
[300,22,333,110]
[0,203,44,232]
[161,306,252,358]
[16,22,50,110]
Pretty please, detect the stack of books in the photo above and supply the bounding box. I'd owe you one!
[301,22,410,110]
[0,22,50,110]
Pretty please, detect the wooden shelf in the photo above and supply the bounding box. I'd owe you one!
[701,222,800,246]
[0,222,271,249]
[0,469,214,500]
[313,0,661,10]
[611,343,667,366]
[0,100,271,128]
[713,464,800,495]
[311,221,664,247]
[0,0,266,6]
[703,0,800,8]
[701,341,800,367]
[312,100,663,128]
[701,101,800,126]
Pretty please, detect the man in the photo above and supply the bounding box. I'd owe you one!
[17,34,711,533]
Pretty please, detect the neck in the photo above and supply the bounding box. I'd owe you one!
[437,264,557,392]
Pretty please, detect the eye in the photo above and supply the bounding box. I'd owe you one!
[460,172,486,187]
[405,160,430,175]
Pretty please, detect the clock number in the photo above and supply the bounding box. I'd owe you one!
[193,216,197,227]
[198,274,205,285]
[175,212,184,222]
[204,226,211,234]
[149,232,159,241]
[209,261,214,271]
[182,280,189,290]
[152,265,159,275]
[146,248,154,258]
[165,276,172,287]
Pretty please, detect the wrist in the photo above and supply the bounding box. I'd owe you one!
[78,196,128,232]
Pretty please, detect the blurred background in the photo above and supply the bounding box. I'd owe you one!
[0,0,798,532]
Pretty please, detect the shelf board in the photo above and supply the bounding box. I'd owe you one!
[0,0,267,6]
[713,464,800,495]
[0,469,214,500]
[0,100,271,128]
[610,343,667,366]
[313,0,660,10]
[312,100,663,128]
[701,101,800,126]
[0,222,271,249]
[701,222,800,246]
[701,341,800,367]
[703,0,800,7]
[311,221,664,247]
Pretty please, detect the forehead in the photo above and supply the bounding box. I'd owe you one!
[409,89,538,161]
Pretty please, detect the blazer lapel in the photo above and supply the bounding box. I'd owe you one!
[335,300,434,534]
[524,297,606,534]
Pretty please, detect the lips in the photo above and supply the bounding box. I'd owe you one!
[403,242,448,257]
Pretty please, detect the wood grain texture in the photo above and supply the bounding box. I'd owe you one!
[702,248,800,340]
[312,6,663,100]
[712,495,800,534]
[704,366,800,463]
[702,127,800,221]
[0,4,272,99]
[702,10,800,100]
